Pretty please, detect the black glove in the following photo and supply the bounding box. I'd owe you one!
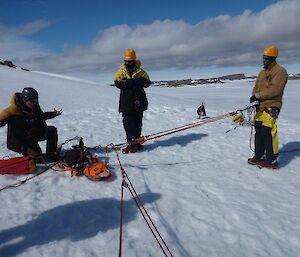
[0,120,6,127]
[132,78,145,90]
[125,79,135,88]
[114,80,126,89]
[133,77,151,90]
[128,78,145,90]
[250,95,259,103]
[135,77,146,86]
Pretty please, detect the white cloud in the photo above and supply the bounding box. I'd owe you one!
[2,0,300,75]
[0,20,50,36]
[0,20,51,60]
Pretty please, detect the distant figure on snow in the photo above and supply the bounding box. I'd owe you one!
[0,87,62,162]
[197,102,206,119]
[248,45,288,169]
[114,48,151,153]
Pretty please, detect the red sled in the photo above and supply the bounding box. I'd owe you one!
[0,156,36,175]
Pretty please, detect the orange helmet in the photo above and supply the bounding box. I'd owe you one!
[123,48,136,61]
[263,45,279,57]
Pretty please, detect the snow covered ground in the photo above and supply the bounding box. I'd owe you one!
[0,65,299,257]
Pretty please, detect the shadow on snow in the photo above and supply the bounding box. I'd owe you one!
[279,141,300,168]
[144,133,208,152]
[0,192,161,257]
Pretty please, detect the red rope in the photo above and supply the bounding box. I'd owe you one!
[249,123,255,152]
[115,151,173,257]
[118,179,125,257]
[100,106,256,152]
[126,175,173,257]
[127,185,168,257]
[144,112,234,143]
[249,108,256,152]
[142,105,258,144]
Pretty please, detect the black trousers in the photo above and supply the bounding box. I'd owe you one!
[122,112,143,142]
[22,126,58,156]
[254,121,277,163]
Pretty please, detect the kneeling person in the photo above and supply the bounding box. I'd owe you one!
[0,87,62,162]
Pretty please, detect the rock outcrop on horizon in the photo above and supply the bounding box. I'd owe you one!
[0,58,30,71]
[152,73,247,87]
[152,73,300,87]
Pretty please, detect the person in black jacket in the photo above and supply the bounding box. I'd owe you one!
[0,87,62,161]
[114,49,151,153]
[197,102,206,119]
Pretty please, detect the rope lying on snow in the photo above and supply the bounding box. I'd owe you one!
[0,162,58,192]
[114,149,174,257]
[98,103,258,151]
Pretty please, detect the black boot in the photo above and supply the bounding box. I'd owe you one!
[45,152,60,162]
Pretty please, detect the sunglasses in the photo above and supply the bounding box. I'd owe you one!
[263,55,274,60]
[27,99,37,104]
[124,60,135,65]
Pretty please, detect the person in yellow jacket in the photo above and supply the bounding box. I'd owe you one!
[248,45,288,169]
[0,87,62,162]
[114,49,151,153]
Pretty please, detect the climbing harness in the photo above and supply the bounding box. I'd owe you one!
[226,106,257,152]
[232,106,255,126]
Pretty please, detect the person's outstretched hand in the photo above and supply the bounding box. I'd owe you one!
[54,108,63,117]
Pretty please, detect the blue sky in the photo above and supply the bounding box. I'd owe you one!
[1,0,299,81]
[1,0,278,52]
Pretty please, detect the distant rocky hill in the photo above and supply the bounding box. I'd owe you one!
[152,73,300,87]
[288,74,300,80]
[0,59,17,68]
[152,73,249,87]
[1,59,299,85]
[0,58,30,71]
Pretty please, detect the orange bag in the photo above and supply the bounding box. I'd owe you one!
[83,161,111,181]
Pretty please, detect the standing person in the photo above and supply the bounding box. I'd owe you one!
[0,87,62,162]
[114,48,151,153]
[248,45,288,169]
[197,102,206,119]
